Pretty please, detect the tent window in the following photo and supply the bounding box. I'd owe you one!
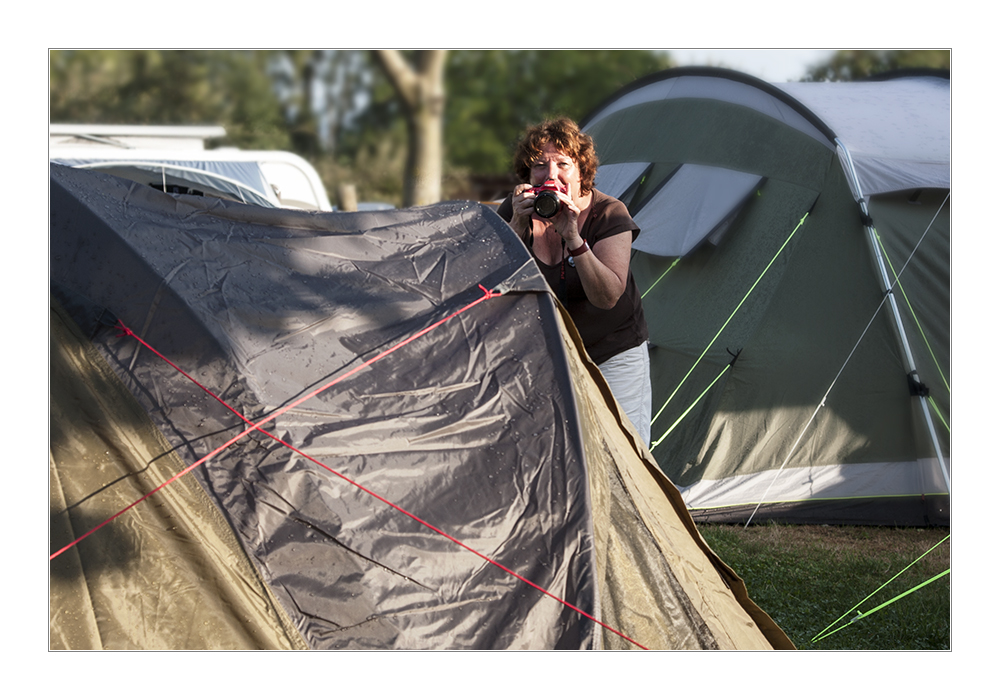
[632,164,764,258]
[594,162,652,208]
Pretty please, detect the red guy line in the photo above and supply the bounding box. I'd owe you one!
[50,285,499,561]
[51,284,648,650]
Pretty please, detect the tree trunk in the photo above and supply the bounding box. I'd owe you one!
[373,50,447,207]
[336,183,358,212]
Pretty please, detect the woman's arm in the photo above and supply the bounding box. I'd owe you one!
[566,230,631,309]
[554,192,631,310]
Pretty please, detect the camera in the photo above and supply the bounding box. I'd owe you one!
[528,180,563,219]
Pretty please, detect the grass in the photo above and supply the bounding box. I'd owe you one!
[697,523,951,650]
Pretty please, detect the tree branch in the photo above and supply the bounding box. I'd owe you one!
[373,50,419,107]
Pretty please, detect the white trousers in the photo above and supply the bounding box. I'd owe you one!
[597,342,652,446]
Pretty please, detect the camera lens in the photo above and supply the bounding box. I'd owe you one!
[533,190,561,218]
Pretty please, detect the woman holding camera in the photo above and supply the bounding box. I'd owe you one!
[497,117,651,446]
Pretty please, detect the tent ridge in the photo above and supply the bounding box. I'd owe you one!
[581,67,839,145]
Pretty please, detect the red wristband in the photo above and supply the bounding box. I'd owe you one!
[567,240,590,257]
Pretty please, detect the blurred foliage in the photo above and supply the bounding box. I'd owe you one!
[332,50,674,201]
[49,50,672,204]
[71,50,972,205]
[50,50,292,151]
[445,50,672,177]
[804,49,950,82]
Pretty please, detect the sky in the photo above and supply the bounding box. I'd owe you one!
[666,49,836,82]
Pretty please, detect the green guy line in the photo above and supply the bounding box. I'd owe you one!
[812,569,950,643]
[651,211,809,427]
[641,258,679,299]
[875,226,950,395]
[928,396,950,433]
[810,533,950,643]
[651,364,730,449]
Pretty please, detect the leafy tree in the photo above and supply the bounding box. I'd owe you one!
[445,50,673,177]
[48,50,676,206]
[804,50,950,82]
[268,50,326,157]
[50,50,291,150]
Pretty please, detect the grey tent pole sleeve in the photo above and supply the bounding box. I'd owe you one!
[835,139,950,493]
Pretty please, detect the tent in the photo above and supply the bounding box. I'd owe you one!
[49,164,791,650]
[582,68,950,526]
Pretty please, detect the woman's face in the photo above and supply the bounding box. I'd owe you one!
[530,142,581,197]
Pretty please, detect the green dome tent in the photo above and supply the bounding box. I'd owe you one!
[49,164,790,650]
[582,68,950,526]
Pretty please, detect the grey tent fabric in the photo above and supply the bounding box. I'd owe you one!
[582,69,950,525]
[593,162,652,201]
[50,298,308,650]
[631,164,764,257]
[49,163,791,649]
[52,157,275,207]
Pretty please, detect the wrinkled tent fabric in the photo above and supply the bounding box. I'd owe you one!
[582,69,950,526]
[50,301,307,650]
[49,164,790,650]
[52,157,275,207]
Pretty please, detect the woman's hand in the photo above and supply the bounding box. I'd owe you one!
[510,181,630,310]
[550,189,583,248]
[510,183,582,242]
[509,184,537,234]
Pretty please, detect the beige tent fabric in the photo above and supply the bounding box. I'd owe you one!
[555,307,793,650]
[49,299,307,650]
[49,292,789,650]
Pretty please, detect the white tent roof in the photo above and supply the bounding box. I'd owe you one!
[585,70,950,199]
[777,76,950,196]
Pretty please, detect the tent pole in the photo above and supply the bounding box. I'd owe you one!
[835,139,950,493]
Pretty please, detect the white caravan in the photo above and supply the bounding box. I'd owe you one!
[50,124,333,211]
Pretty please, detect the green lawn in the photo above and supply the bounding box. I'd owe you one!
[697,523,951,650]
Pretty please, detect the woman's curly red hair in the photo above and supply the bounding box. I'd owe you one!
[513,117,598,195]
